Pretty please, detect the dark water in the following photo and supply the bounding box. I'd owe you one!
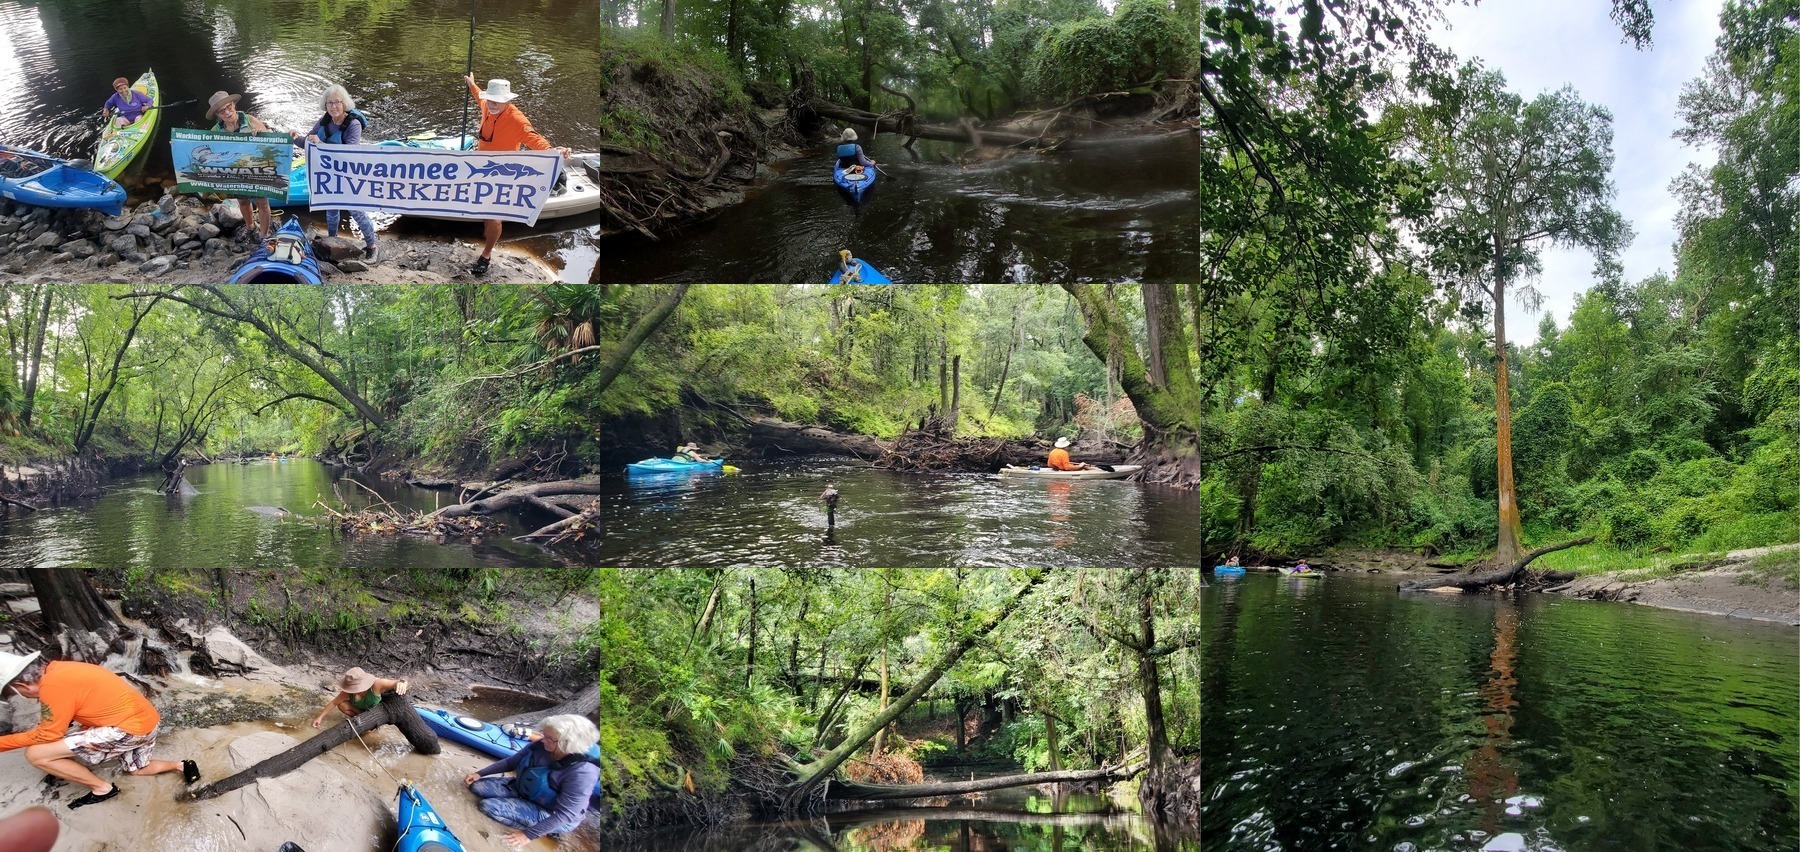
[0,0,599,277]
[598,458,1199,568]
[612,789,1194,851]
[1201,573,1800,851]
[0,460,570,569]
[600,133,1200,284]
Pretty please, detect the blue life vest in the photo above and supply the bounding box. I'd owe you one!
[513,745,599,811]
[316,109,369,144]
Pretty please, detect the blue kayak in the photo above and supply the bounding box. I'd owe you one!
[0,144,126,215]
[829,255,893,284]
[395,782,467,852]
[832,162,876,201]
[626,457,725,475]
[228,217,324,283]
[1212,566,1246,576]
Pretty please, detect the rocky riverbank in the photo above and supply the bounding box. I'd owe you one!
[0,193,555,284]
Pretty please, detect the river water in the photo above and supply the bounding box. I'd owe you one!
[599,133,1200,284]
[612,789,1193,851]
[597,458,1199,567]
[0,460,568,569]
[0,0,599,278]
[1201,573,1800,851]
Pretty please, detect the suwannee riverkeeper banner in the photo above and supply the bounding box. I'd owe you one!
[304,143,563,225]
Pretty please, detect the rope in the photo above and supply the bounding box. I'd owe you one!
[346,709,408,791]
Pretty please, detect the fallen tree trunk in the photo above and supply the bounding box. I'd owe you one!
[1398,537,1596,592]
[494,683,600,728]
[812,100,1054,149]
[428,480,606,520]
[747,416,890,460]
[826,760,1146,801]
[189,691,438,801]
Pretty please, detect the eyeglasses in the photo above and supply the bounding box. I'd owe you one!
[325,99,343,105]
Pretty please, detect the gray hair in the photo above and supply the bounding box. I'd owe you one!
[11,657,49,688]
[320,84,356,112]
[540,714,599,756]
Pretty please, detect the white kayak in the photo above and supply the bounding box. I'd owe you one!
[408,153,601,222]
[999,464,1141,480]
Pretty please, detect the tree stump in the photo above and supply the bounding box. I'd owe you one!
[188,691,438,801]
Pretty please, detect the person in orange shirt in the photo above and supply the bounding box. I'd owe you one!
[1046,437,1092,471]
[0,652,199,808]
[463,73,573,276]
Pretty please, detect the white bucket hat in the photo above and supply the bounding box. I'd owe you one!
[0,650,42,691]
[481,79,518,103]
[1054,437,1071,448]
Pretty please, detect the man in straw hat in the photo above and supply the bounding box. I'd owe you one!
[462,72,572,276]
[204,89,281,244]
[1046,436,1094,471]
[0,651,199,809]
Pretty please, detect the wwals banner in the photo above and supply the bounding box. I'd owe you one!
[170,129,293,199]
[306,144,563,225]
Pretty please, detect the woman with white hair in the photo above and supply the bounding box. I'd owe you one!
[303,84,379,260]
[463,714,600,848]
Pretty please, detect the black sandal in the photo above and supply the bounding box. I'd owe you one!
[471,256,491,276]
[70,786,120,808]
[182,759,201,785]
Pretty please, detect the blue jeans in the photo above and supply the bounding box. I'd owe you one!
[470,777,549,832]
[326,209,377,246]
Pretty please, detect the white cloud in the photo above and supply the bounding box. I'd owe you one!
[1434,0,1723,340]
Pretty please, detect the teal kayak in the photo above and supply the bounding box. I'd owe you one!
[395,782,467,852]
[627,457,724,475]
[1212,566,1246,576]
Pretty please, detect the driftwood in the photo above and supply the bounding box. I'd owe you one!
[1398,537,1597,592]
[812,100,1056,149]
[427,480,605,520]
[0,494,40,511]
[188,691,438,801]
[325,479,604,546]
[826,760,1146,801]
[747,416,890,460]
[494,682,600,728]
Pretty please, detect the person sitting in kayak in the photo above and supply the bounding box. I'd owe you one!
[836,128,875,177]
[1293,560,1311,573]
[310,667,408,728]
[1226,556,1240,567]
[674,442,714,463]
[463,714,601,848]
[1047,437,1092,471]
[103,77,152,127]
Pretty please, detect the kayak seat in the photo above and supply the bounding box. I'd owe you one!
[455,716,485,731]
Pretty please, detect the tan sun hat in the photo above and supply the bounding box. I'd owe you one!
[0,650,42,691]
[1054,437,1071,448]
[205,91,243,120]
[338,667,375,693]
[481,79,517,103]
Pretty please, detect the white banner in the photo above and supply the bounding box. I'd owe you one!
[305,143,563,226]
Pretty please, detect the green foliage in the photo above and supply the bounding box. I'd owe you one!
[1605,503,1655,552]
[1024,0,1201,101]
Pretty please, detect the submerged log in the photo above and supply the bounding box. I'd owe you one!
[826,761,1146,801]
[1398,536,1597,593]
[188,691,437,801]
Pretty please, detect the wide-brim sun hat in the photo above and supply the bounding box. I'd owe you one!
[205,91,243,120]
[1054,437,1071,448]
[338,666,376,693]
[841,128,857,142]
[0,650,42,691]
[481,79,517,103]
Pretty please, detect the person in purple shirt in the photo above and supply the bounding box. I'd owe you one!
[462,714,601,848]
[302,84,379,260]
[103,77,152,127]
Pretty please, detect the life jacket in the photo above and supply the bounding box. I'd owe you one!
[514,745,600,811]
[835,143,863,167]
[315,109,369,144]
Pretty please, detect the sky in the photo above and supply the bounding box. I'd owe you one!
[1434,0,1724,341]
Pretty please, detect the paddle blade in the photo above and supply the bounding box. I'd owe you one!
[1095,463,1116,472]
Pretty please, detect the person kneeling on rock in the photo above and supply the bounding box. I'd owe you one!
[0,651,201,809]
[463,714,600,848]
[311,666,408,727]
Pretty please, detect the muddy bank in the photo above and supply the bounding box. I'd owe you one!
[0,194,555,284]
[0,453,147,507]
[1549,543,1800,626]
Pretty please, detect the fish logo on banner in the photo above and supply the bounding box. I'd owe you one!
[305,144,563,226]
[170,129,292,199]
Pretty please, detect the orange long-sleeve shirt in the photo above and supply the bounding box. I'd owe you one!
[469,82,553,152]
[0,661,159,751]
[1047,448,1082,471]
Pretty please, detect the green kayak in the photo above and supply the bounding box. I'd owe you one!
[94,69,160,179]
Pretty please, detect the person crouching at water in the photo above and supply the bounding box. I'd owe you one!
[836,128,875,177]
[463,73,571,277]
[0,651,200,809]
[1047,437,1091,471]
[304,84,379,261]
[103,77,151,128]
[205,90,277,243]
[463,714,600,848]
[311,666,408,727]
